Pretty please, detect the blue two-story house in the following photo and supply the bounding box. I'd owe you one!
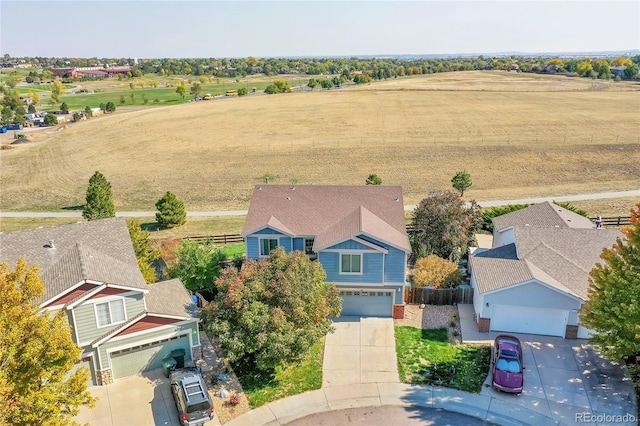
[242,185,411,318]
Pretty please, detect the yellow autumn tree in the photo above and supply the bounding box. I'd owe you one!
[0,259,95,425]
[412,255,462,289]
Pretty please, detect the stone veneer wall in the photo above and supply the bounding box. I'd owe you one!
[97,369,113,386]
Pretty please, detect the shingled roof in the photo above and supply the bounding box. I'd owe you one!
[242,185,410,252]
[471,203,621,300]
[146,278,198,318]
[492,201,594,232]
[0,218,147,302]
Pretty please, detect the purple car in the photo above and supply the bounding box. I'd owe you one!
[492,334,524,394]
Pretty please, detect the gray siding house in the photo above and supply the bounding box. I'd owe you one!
[242,185,411,318]
[469,202,621,339]
[0,218,199,385]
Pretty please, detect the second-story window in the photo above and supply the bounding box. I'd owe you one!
[340,253,362,274]
[95,299,126,327]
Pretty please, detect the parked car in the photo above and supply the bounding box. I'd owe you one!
[492,334,524,394]
[169,368,215,425]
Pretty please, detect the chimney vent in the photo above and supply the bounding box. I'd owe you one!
[47,240,55,249]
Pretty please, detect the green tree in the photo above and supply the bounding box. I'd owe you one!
[410,190,483,262]
[412,255,462,288]
[105,101,116,113]
[237,87,248,96]
[451,171,472,196]
[60,101,69,114]
[201,248,341,372]
[43,113,58,126]
[84,106,93,117]
[190,82,202,97]
[82,171,116,220]
[155,191,186,229]
[120,95,126,105]
[0,259,95,424]
[580,203,640,363]
[127,219,161,284]
[176,82,186,99]
[365,173,382,185]
[623,64,639,79]
[168,239,227,293]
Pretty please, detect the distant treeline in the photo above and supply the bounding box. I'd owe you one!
[4,54,640,80]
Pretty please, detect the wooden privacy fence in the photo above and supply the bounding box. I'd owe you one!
[405,286,474,305]
[183,234,244,245]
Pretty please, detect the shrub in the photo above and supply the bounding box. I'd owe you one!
[413,255,462,289]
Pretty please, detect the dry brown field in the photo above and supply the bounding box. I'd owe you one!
[1,71,639,212]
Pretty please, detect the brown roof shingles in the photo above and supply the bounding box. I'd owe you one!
[242,185,410,251]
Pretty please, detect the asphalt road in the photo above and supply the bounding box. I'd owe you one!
[286,406,493,426]
[0,189,638,218]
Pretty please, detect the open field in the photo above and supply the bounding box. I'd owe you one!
[1,71,639,212]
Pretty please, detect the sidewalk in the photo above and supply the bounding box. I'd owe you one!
[226,382,557,426]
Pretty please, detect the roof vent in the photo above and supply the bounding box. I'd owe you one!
[46,240,55,249]
[286,196,291,201]
[290,186,295,190]
[524,224,530,227]
[395,197,400,202]
[257,186,262,190]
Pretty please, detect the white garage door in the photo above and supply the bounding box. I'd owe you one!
[491,305,568,337]
[340,290,392,317]
[110,335,191,380]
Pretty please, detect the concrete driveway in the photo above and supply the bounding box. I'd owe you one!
[73,368,219,426]
[323,316,398,387]
[479,335,637,425]
[74,368,178,426]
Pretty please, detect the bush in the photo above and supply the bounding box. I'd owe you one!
[482,204,530,231]
[413,255,462,289]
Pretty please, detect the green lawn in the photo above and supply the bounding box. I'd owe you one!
[217,243,245,259]
[395,326,491,393]
[239,339,324,408]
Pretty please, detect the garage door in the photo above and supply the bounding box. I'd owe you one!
[491,305,568,337]
[110,335,191,380]
[340,290,392,317]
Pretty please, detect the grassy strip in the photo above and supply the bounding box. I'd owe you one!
[217,243,245,258]
[395,326,491,393]
[239,339,324,408]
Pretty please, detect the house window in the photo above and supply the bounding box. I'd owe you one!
[260,238,278,256]
[95,299,126,327]
[340,253,362,274]
[304,238,315,255]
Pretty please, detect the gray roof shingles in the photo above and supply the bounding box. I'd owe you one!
[492,201,594,232]
[242,185,410,251]
[146,278,199,318]
[471,203,622,300]
[0,218,147,302]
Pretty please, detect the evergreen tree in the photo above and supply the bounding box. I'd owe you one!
[82,171,116,220]
[155,191,186,229]
[451,171,472,196]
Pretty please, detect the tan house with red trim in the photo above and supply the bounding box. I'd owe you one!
[0,218,199,385]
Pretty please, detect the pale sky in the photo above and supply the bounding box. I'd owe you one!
[1,1,638,58]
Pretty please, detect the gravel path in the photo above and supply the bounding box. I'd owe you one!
[395,304,462,343]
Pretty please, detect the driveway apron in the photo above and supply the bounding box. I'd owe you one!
[323,316,398,387]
